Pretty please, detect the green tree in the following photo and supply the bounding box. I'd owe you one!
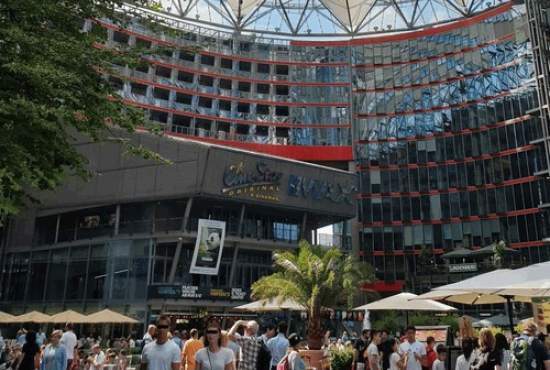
[0,0,187,220]
[252,239,376,350]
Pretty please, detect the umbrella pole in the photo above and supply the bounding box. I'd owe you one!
[405,311,409,326]
[505,296,515,335]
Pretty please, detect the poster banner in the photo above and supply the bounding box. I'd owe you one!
[532,297,550,334]
[190,219,226,275]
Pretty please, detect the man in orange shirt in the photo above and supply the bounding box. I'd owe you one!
[181,329,204,370]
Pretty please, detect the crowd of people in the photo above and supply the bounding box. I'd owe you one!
[346,323,550,370]
[1,320,549,370]
[141,315,303,370]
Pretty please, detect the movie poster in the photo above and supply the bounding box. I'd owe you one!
[190,219,226,275]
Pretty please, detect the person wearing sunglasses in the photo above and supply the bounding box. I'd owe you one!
[195,324,235,370]
[141,315,181,370]
[40,330,67,370]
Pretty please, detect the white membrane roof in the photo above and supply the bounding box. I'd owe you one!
[155,0,503,37]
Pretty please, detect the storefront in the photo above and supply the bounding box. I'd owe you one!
[0,132,357,329]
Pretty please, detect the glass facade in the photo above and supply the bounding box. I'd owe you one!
[354,5,550,286]
[3,1,550,309]
[96,2,550,289]
[0,198,299,313]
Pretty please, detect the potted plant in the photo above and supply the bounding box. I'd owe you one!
[252,239,375,352]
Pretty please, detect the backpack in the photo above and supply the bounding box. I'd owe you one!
[276,354,290,370]
[256,338,272,370]
[470,349,491,370]
[510,336,537,370]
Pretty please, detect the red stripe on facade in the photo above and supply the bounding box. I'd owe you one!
[357,208,541,227]
[164,132,353,161]
[120,98,351,128]
[148,58,349,87]
[354,90,525,118]
[351,3,513,45]
[357,176,539,198]
[353,34,515,69]
[355,145,537,170]
[354,115,533,144]
[200,50,349,67]
[353,59,520,92]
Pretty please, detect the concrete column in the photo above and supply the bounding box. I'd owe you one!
[114,204,121,236]
[237,204,246,237]
[300,212,308,240]
[167,198,194,283]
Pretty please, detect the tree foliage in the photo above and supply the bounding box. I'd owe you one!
[252,239,376,350]
[0,0,184,220]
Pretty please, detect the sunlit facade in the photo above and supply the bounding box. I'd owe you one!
[100,1,550,291]
[2,0,550,313]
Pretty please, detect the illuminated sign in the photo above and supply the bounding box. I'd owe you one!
[222,162,282,202]
[148,285,249,301]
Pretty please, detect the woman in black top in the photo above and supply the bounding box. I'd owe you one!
[16,331,40,370]
[471,329,501,370]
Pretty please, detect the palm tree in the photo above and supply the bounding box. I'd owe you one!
[252,239,376,350]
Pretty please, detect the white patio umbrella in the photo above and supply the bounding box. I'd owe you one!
[416,261,550,332]
[234,298,306,312]
[49,309,89,324]
[431,261,550,295]
[86,309,138,324]
[353,293,457,325]
[413,290,532,305]
[495,279,550,297]
[0,311,14,323]
[353,293,457,312]
[11,310,53,323]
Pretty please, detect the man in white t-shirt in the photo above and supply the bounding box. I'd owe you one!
[141,315,181,370]
[398,326,427,370]
[367,330,382,370]
[61,322,78,370]
[88,344,106,370]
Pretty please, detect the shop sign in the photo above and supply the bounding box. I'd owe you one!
[449,263,478,273]
[222,162,282,202]
[148,284,249,301]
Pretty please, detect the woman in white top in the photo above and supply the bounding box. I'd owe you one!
[387,339,408,370]
[455,337,475,370]
[195,324,234,370]
[287,334,306,370]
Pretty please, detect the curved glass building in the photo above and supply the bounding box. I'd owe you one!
[98,0,550,290]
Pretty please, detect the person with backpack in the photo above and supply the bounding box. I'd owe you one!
[286,334,305,370]
[470,328,501,370]
[510,322,550,370]
[425,337,437,370]
[228,320,271,370]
